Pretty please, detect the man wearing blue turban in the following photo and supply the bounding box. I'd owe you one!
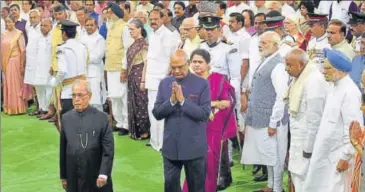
[304,48,364,192]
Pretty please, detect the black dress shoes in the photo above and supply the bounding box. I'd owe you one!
[252,165,262,175]
[253,174,268,182]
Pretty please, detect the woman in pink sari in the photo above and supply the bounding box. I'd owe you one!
[1,16,28,115]
[182,49,237,192]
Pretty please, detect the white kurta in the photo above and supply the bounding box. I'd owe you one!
[303,75,363,192]
[33,32,53,112]
[241,50,289,165]
[146,25,175,151]
[288,68,329,192]
[24,23,42,85]
[80,31,106,107]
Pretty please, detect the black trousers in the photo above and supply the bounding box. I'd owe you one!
[163,156,206,192]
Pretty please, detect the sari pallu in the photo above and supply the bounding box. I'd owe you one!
[126,38,150,139]
[1,30,28,115]
[182,72,237,192]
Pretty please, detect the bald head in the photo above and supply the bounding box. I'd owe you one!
[285,48,309,78]
[170,49,189,80]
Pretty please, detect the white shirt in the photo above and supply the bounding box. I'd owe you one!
[304,75,363,192]
[24,23,42,85]
[51,39,88,99]
[256,50,289,128]
[281,3,296,17]
[307,33,331,72]
[330,1,353,27]
[317,1,332,15]
[288,67,328,176]
[245,33,260,92]
[80,31,106,78]
[225,27,251,60]
[200,41,242,93]
[145,25,175,90]
[77,26,88,40]
[225,3,251,18]
[34,32,52,86]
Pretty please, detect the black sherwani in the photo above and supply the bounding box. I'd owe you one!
[60,106,114,192]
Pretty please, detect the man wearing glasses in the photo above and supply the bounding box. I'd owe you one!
[60,80,114,192]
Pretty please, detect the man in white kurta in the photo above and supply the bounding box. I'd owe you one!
[284,48,328,192]
[24,9,41,89]
[241,31,289,192]
[33,18,53,115]
[303,48,363,192]
[80,17,105,111]
[145,9,175,151]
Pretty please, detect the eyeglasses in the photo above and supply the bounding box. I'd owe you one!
[72,92,89,99]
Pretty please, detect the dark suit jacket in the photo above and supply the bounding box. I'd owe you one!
[153,73,211,160]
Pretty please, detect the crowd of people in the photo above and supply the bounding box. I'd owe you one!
[4,0,365,192]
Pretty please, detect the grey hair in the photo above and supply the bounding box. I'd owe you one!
[73,79,92,93]
[130,18,144,28]
[29,9,40,16]
[285,48,309,65]
[261,31,281,46]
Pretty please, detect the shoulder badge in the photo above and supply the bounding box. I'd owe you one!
[221,39,233,45]
[57,42,66,46]
[56,49,63,55]
[229,48,238,54]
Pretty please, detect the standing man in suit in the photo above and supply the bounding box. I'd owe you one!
[152,50,211,192]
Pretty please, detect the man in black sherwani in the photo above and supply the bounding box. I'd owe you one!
[60,79,114,192]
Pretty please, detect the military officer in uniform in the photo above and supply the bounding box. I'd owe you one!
[348,11,365,54]
[50,20,88,129]
[306,13,331,71]
[199,15,241,190]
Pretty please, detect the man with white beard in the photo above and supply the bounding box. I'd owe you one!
[284,48,328,192]
[241,31,289,192]
[80,17,106,111]
[303,49,363,192]
[33,18,53,118]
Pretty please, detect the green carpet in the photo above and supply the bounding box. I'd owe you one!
[2,114,288,192]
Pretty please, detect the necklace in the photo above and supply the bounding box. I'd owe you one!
[80,133,88,149]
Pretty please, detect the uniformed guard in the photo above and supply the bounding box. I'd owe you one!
[305,13,331,71]
[199,15,240,191]
[262,15,295,43]
[50,20,88,130]
[348,11,365,54]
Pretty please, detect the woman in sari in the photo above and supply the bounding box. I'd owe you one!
[182,49,237,192]
[1,16,28,115]
[123,19,150,140]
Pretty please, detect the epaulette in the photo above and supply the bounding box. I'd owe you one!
[56,49,63,55]
[229,48,238,54]
[221,39,233,45]
[57,42,66,46]
[200,40,206,44]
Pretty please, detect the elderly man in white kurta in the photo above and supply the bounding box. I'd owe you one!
[284,48,328,192]
[241,31,289,192]
[80,17,105,111]
[145,9,175,151]
[24,9,41,90]
[33,18,53,115]
[303,48,363,192]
